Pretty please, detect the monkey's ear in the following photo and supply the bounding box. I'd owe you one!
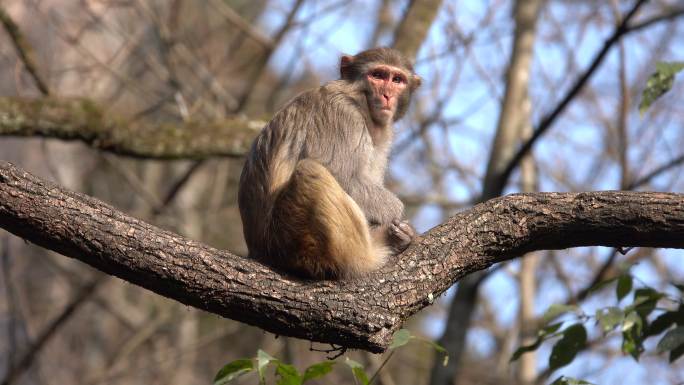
[411,74,422,90]
[340,55,355,79]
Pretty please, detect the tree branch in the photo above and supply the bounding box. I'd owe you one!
[1,277,103,385]
[0,7,50,96]
[1,160,684,352]
[0,97,260,159]
[493,0,648,197]
[392,0,443,59]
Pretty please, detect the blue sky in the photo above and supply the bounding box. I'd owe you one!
[256,1,684,382]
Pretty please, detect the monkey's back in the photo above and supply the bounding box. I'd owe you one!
[238,81,373,268]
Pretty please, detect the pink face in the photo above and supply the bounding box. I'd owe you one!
[365,65,408,124]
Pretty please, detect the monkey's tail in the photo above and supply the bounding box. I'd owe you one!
[271,159,388,278]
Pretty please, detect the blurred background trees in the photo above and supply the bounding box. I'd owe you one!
[1,0,683,384]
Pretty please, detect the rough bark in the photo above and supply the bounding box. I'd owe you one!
[2,161,684,352]
[0,97,260,159]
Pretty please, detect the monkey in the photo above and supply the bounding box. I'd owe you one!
[238,47,422,279]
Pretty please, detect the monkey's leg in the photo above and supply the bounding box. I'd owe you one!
[272,159,385,278]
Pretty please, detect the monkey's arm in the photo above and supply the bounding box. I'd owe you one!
[314,130,404,225]
[344,177,404,225]
[310,146,401,224]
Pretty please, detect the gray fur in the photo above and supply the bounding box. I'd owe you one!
[238,47,419,277]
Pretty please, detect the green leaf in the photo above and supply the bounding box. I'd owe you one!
[622,314,646,362]
[420,340,448,366]
[616,275,632,302]
[510,322,563,362]
[275,363,302,385]
[551,375,595,385]
[644,311,678,338]
[621,311,642,333]
[543,322,564,335]
[549,324,587,372]
[639,61,684,115]
[389,329,412,349]
[622,331,639,361]
[657,326,684,353]
[345,358,369,385]
[596,307,624,333]
[409,335,449,366]
[302,362,335,383]
[393,330,449,367]
[428,340,448,355]
[428,340,449,367]
[670,343,684,363]
[213,359,254,385]
[257,350,277,383]
[511,340,543,363]
[542,304,580,324]
[630,288,663,318]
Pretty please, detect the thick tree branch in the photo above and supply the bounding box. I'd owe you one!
[0,97,260,159]
[1,160,684,352]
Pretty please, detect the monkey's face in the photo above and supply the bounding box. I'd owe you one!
[364,65,409,126]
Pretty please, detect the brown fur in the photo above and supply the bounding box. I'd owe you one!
[238,47,419,279]
[271,160,388,278]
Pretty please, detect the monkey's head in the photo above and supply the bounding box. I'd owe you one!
[340,47,422,125]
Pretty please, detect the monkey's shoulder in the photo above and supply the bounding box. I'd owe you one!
[256,81,372,156]
[277,81,365,118]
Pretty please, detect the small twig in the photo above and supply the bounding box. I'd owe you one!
[100,154,164,209]
[235,0,305,112]
[494,0,648,196]
[617,246,635,255]
[1,277,104,385]
[0,7,50,95]
[153,159,206,215]
[209,0,273,49]
[625,6,684,33]
[628,154,684,190]
[367,350,396,385]
[89,323,239,384]
[1,235,21,372]
[309,342,347,360]
[574,248,620,303]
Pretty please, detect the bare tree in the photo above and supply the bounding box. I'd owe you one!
[2,1,684,384]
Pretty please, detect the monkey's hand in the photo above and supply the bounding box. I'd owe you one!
[387,219,416,255]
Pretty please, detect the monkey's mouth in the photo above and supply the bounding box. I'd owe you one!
[377,102,393,111]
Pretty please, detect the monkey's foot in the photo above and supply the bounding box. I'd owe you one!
[388,219,416,254]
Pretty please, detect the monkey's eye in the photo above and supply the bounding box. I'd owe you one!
[371,70,385,79]
[392,75,405,84]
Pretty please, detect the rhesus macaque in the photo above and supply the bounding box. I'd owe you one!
[238,47,421,279]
